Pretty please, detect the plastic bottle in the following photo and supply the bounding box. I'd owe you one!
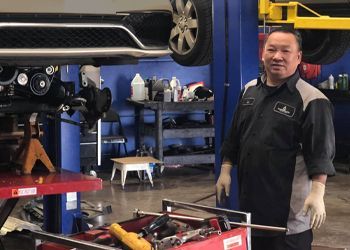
[173,85,178,102]
[344,73,349,90]
[169,76,178,91]
[131,73,145,101]
[182,86,189,101]
[170,76,180,101]
[328,74,334,90]
[176,81,182,101]
[164,88,172,102]
[148,147,155,176]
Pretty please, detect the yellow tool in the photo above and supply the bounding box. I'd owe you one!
[109,223,152,250]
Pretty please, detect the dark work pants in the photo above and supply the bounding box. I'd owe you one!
[252,230,313,250]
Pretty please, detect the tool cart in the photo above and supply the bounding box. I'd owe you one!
[34,199,288,250]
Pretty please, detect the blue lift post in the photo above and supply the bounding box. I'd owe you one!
[44,65,84,234]
[213,0,259,209]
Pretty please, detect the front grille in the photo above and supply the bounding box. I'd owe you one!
[0,12,172,49]
[0,27,139,48]
[124,13,172,46]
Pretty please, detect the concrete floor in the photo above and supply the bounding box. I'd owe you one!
[80,165,350,249]
[3,164,350,249]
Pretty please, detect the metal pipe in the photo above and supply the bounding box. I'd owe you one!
[134,209,289,233]
[135,209,204,222]
[30,230,116,250]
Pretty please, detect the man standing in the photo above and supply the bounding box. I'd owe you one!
[216,27,336,250]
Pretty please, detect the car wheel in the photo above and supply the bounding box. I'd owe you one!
[169,0,212,66]
[300,29,350,64]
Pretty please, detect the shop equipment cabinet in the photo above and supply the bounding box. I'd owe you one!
[127,99,215,165]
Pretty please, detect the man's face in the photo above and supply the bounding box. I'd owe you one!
[262,32,302,84]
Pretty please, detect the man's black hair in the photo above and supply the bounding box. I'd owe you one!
[265,26,303,51]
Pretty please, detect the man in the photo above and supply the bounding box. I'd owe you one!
[216,27,336,250]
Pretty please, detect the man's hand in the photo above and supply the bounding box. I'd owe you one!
[302,181,326,230]
[216,164,232,204]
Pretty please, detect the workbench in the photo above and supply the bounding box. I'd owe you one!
[127,99,215,165]
[0,170,102,230]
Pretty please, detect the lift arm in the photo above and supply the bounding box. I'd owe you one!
[259,0,350,30]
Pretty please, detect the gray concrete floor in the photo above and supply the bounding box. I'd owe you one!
[3,164,350,249]
[80,165,350,249]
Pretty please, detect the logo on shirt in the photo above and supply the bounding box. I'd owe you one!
[273,101,295,117]
[242,97,255,106]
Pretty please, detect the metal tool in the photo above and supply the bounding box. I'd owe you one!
[155,227,221,250]
[134,209,289,233]
[139,213,170,237]
[30,230,117,250]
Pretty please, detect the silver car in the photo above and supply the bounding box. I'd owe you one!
[0,0,212,67]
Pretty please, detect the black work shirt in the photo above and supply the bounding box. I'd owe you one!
[221,71,335,235]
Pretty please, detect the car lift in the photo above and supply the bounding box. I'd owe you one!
[259,0,350,30]
[0,67,105,238]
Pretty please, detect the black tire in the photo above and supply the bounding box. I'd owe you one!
[169,0,212,66]
[300,29,350,64]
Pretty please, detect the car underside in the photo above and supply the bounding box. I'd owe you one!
[0,0,212,125]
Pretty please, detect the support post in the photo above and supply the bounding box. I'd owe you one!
[213,0,259,209]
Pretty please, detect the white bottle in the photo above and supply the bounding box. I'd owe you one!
[328,74,334,90]
[173,85,178,102]
[170,76,178,91]
[131,73,145,101]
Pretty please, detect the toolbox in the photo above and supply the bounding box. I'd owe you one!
[36,199,252,250]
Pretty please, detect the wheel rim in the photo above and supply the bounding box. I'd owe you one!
[170,0,199,56]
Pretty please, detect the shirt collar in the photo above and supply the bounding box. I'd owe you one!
[258,70,300,93]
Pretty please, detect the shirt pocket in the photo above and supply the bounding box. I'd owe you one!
[238,100,255,130]
[263,111,299,150]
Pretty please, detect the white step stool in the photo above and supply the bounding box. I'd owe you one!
[110,156,162,189]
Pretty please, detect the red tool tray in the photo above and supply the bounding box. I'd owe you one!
[37,199,251,250]
[0,169,102,199]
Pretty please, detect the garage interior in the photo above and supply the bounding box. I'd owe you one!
[0,0,350,250]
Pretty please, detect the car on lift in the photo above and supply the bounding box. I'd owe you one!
[0,0,212,67]
[0,0,212,120]
[273,0,350,64]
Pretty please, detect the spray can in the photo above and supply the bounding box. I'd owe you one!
[328,74,334,90]
[337,74,344,90]
[131,73,145,101]
[343,73,349,90]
